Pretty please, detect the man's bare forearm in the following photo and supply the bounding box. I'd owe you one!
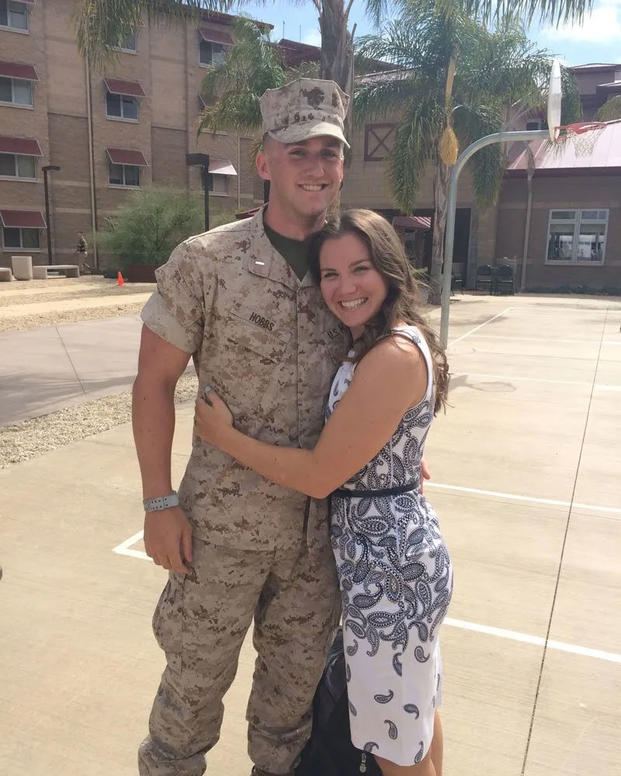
[132,374,177,499]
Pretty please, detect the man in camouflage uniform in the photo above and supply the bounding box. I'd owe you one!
[133,79,350,776]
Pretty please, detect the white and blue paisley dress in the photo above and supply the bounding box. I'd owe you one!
[327,325,453,767]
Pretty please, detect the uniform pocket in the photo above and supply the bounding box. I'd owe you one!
[225,313,288,364]
[152,575,186,675]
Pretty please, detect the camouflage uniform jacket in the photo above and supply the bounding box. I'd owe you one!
[141,207,348,552]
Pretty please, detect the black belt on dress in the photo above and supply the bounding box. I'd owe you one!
[332,481,419,498]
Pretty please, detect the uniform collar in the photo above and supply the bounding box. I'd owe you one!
[246,205,319,291]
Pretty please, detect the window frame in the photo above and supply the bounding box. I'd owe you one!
[108,162,141,187]
[545,208,609,266]
[0,152,37,179]
[364,123,397,162]
[205,173,228,196]
[199,39,228,67]
[105,91,139,121]
[0,75,34,107]
[0,0,29,32]
[2,226,41,250]
[116,29,137,53]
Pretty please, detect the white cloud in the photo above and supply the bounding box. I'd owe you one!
[301,28,321,47]
[541,0,621,43]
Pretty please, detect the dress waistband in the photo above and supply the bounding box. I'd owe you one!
[332,481,419,498]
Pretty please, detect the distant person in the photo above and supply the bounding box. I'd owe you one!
[75,232,90,272]
[195,209,453,776]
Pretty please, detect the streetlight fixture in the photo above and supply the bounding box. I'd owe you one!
[186,153,210,232]
[42,164,60,265]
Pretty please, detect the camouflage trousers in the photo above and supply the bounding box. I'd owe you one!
[138,535,341,776]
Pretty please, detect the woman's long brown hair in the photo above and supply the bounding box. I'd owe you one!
[309,209,449,414]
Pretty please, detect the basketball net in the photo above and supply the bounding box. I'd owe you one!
[553,121,606,156]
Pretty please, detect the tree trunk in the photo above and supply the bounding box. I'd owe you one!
[429,157,451,305]
[318,0,353,91]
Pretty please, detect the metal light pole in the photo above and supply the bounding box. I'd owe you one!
[186,152,210,231]
[42,164,61,265]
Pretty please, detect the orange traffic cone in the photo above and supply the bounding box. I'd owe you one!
[117,271,125,286]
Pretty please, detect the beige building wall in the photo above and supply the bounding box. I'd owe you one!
[497,174,621,291]
[1,0,260,270]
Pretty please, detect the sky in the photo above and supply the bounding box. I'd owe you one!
[233,0,621,67]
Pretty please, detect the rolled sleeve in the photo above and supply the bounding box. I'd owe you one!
[141,241,213,354]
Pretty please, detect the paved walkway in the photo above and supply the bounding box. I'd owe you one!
[1,293,620,776]
[0,316,143,425]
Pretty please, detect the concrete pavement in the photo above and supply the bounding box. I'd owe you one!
[1,293,620,776]
[0,316,144,425]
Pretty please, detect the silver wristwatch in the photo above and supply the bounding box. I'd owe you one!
[143,491,179,512]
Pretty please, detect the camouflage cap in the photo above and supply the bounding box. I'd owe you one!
[260,78,350,149]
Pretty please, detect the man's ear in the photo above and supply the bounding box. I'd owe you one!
[256,151,270,182]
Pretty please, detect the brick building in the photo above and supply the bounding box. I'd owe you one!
[0,0,264,269]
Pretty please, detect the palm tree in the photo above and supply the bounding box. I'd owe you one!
[198,17,318,136]
[75,0,595,83]
[595,96,621,122]
[354,6,580,302]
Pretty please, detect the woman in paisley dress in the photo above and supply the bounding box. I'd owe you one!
[195,209,452,776]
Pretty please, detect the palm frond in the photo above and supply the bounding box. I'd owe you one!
[595,96,621,122]
[75,0,232,67]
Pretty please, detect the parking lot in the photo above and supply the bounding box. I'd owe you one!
[1,292,620,776]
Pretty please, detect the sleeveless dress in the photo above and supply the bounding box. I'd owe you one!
[326,325,453,767]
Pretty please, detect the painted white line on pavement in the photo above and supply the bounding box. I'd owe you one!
[425,481,621,516]
[450,371,621,390]
[113,529,151,561]
[448,307,513,348]
[114,530,621,664]
[445,617,621,663]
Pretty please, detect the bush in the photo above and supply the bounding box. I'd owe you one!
[97,188,205,271]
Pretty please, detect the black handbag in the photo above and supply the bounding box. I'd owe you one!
[296,628,381,776]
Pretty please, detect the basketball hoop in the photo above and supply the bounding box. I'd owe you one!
[553,121,606,156]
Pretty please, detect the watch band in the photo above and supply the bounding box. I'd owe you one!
[143,491,179,512]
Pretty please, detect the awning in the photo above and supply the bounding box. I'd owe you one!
[0,136,42,156]
[0,210,46,229]
[209,158,237,176]
[392,215,432,230]
[198,27,233,45]
[0,61,38,80]
[106,148,148,166]
[104,77,145,97]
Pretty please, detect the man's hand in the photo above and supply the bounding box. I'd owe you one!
[144,506,193,574]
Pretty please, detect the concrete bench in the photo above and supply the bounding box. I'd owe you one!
[32,264,80,279]
[0,267,13,282]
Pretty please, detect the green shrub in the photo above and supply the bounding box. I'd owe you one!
[97,187,205,270]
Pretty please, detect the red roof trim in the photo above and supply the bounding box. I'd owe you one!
[198,27,233,46]
[106,148,148,166]
[0,136,42,155]
[104,77,145,97]
[505,166,621,179]
[0,210,46,229]
[0,61,38,80]
[198,10,272,32]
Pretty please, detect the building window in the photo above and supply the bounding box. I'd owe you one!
[2,226,40,249]
[0,76,33,106]
[364,123,396,161]
[118,29,137,52]
[205,173,228,195]
[199,40,227,66]
[0,0,29,31]
[0,152,36,178]
[526,119,543,131]
[546,209,608,264]
[109,163,140,186]
[106,92,139,120]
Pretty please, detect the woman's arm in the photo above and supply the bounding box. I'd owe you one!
[195,337,428,499]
